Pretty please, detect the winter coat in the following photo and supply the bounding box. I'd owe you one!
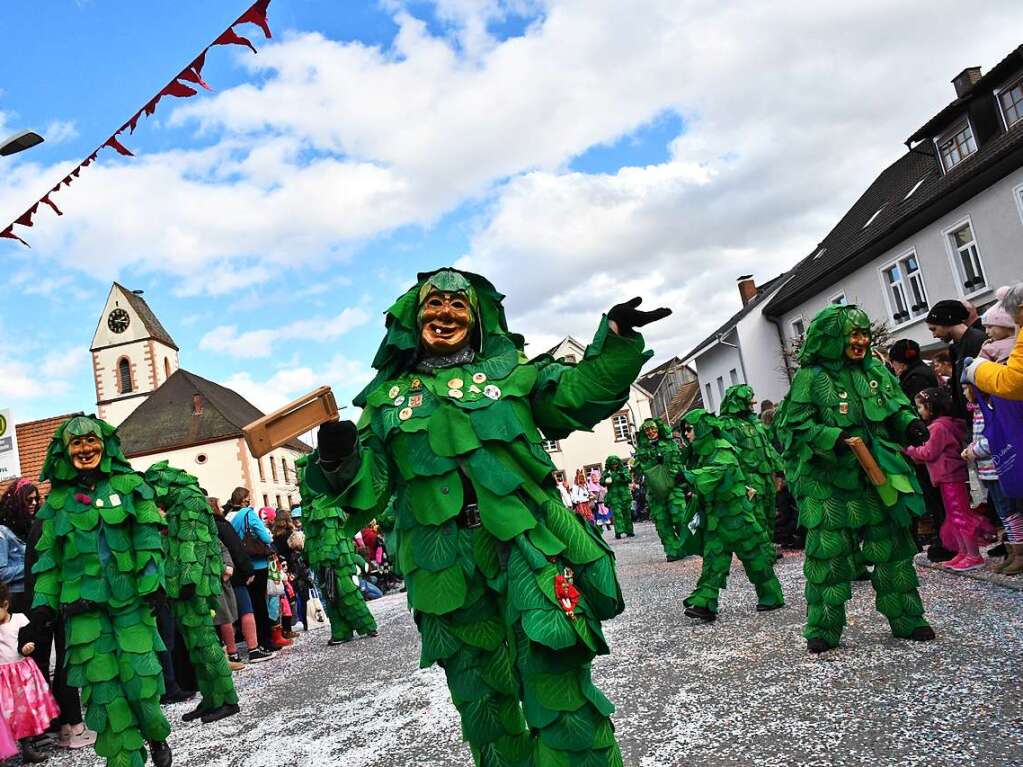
[216,514,254,585]
[0,526,26,594]
[966,404,997,481]
[228,507,272,570]
[979,336,1015,363]
[897,360,938,401]
[905,415,969,485]
[950,326,988,416]
[972,328,1023,400]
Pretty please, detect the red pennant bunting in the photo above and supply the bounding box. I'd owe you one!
[125,109,144,134]
[0,226,30,247]
[15,205,38,228]
[41,195,63,216]
[178,67,212,91]
[213,28,257,54]
[191,50,208,77]
[105,135,134,157]
[235,0,272,38]
[144,96,161,116]
[161,80,198,99]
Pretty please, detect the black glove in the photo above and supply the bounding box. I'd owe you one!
[30,606,57,628]
[178,583,197,601]
[906,419,930,447]
[607,297,672,336]
[60,599,97,619]
[317,420,359,463]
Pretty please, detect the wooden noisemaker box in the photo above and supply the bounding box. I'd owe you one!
[243,386,338,459]
[844,436,887,487]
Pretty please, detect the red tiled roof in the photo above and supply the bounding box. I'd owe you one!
[0,413,80,498]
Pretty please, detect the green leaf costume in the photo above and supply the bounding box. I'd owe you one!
[305,269,652,767]
[143,461,238,713]
[633,418,688,560]
[296,455,378,642]
[680,409,784,614]
[601,456,634,538]
[717,384,784,540]
[32,416,171,767]
[773,305,930,648]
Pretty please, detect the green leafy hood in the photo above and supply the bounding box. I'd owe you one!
[604,455,623,471]
[799,304,871,369]
[681,408,719,449]
[354,268,525,407]
[40,415,134,483]
[719,384,755,418]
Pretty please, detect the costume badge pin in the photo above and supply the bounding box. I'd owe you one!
[472,372,487,384]
[393,395,406,407]
[409,394,423,408]
[484,384,501,400]
[388,385,401,399]
[448,378,464,390]
[449,388,464,399]
[839,402,849,415]
[411,378,423,391]
[398,407,413,421]
[838,391,848,399]
[469,384,482,394]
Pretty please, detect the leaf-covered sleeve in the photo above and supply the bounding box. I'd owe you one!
[30,512,61,611]
[131,492,166,596]
[777,369,844,457]
[530,316,653,440]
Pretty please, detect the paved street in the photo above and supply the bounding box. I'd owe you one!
[47,522,1023,767]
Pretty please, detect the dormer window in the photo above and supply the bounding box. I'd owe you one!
[936,119,977,172]
[998,76,1023,129]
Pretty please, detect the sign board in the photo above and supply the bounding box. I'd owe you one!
[0,409,21,483]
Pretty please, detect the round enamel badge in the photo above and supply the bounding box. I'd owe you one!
[484,385,501,400]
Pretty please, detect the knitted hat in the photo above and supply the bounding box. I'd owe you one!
[981,287,1017,329]
[925,300,969,326]
[888,339,921,364]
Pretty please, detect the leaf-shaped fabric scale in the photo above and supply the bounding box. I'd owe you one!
[409,564,468,615]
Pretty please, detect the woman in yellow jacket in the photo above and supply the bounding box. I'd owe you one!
[964,283,1023,398]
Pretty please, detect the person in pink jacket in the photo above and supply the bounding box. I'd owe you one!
[905,387,995,571]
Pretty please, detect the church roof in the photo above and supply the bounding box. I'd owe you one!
[117,369,311,457]
[114,283,179,350]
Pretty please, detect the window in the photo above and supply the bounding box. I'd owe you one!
[790,317,805,338]
[704,383,713,411]
[729,368,739,385]
[944,219,987,294]
[880,251,929,325]
[257,458,265,482]
[281,459,290,484]
[117,357,133,394]
[163,357,171,379]
[541,437,560,452]
[611,412,631,442]
[999,76,1023,128]
[936,120,977,171]
[270,457,278,482]
[275,494,283,509]
[553,471,565,484]
[863,205,886,228]
[559,353,577,363]
[287,494,293,508]
[262,494,269,507]
[830,292,847,305]
[716,376,725,398]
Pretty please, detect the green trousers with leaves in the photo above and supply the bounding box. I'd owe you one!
[804,517,928,647]
[647,495,685,559]
[69,604,171,767]
[171,598,237,710]
[322,569,377,642]
[605,488,633,537]
[684,521,783,614]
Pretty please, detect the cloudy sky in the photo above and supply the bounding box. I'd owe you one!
[2,0,1021,421]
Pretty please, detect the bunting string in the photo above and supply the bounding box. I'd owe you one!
[0,0,272,248]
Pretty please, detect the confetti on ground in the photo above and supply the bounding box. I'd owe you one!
[41,523,1023,767]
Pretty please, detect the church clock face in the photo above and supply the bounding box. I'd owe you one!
[108,308,130,334]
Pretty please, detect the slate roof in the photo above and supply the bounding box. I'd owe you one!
[115,283,179,351]
[680,274,789,362]
[765,48,1023,317]
[0,412,82,497]
[118,369,310,457]
[636,357,682,397]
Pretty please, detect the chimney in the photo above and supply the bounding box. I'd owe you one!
[737,275,757,307]
[952,66,982,98]
[192,394,203,416]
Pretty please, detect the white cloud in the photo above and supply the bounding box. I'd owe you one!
[43,120,78,144]
[222,354,373,413]
[199,306,370,358]
[0,355,74,401]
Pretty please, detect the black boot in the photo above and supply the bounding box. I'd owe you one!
[683,605,716,622]
[181,702,207,722]
[200,703,240,724]
[149,740,172,767]
[806,638,832,654]
[927,544,955,563]
[908,626,936,642]
[756,602,784,612]
[615,533,622,539]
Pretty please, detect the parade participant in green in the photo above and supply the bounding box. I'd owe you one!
[295,455,378,645]
[305,268,669,767]
[679,409,784,621]
[143,462,239,724]
[773,304,935,653]
[602,456,635,539]
[634,418,687,560]
[717,384,784,541]
[31,416,172,767]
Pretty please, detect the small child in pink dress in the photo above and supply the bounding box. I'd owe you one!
[0,581,59,763]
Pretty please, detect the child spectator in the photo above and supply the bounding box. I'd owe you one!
[0,581,59,763]
[932,350,954,384]
[979,289,1017,363]
[962,384,1023,575]
[906,388,994,571]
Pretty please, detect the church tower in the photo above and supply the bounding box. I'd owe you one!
[90,283,180,426]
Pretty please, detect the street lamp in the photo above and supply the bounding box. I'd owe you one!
[0,130,44,157]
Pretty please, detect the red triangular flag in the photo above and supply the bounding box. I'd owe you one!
[15,204,38,228]
[41,194,63,216]
[0,226,30,247]
[213,28,257,54]
[191,50,208,77]
[162,80,198,99]
[235,0,272,39]
[105,135,134,157]
[178,67,212,91]
[144,96,161,117]
[126,109,144,134]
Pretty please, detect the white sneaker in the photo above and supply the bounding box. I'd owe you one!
[61,724,97,749]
